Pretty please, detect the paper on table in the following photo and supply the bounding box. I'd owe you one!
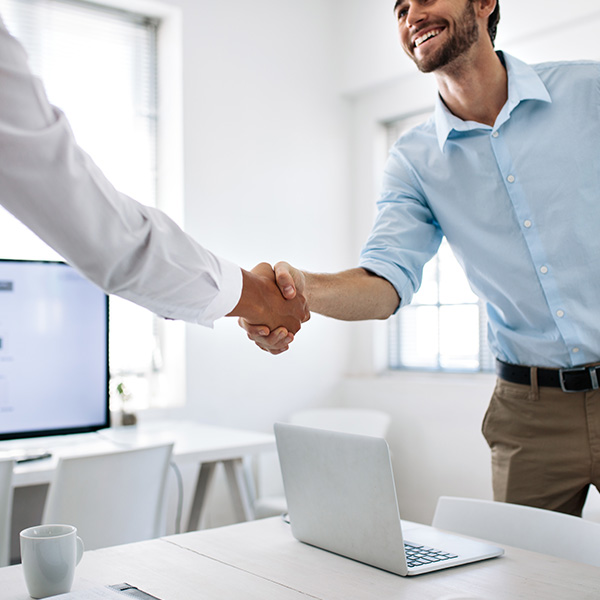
[49,583,161,599]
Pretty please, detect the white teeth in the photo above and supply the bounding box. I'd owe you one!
[414,29,442,48]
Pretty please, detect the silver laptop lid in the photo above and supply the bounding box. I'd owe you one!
[274,422,409,575]
[275,422,504,577]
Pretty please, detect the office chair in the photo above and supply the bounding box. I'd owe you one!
[251,408,391,519]
[432,495,600,567]
[42,443,173,551]
[0,458,15,567]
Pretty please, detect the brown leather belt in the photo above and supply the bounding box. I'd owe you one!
[496,359,600,393]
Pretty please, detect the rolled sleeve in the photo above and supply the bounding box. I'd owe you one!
[359,147,443,310]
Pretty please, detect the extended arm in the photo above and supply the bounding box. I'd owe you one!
[0,19,310,332]
[295,267,399,321]
[240,262,399,354]
[0,19,239,325]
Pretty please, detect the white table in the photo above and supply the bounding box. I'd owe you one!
[1,421,275,541]
[1,517,599,600]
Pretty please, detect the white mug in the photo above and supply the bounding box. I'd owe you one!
[20,524,84,599]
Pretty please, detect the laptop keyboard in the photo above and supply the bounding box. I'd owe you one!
[404,541,458,568]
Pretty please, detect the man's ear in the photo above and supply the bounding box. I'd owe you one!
[475,0,497,20]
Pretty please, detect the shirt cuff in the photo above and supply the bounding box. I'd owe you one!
[196,259,243,328]
[358,258,411,312]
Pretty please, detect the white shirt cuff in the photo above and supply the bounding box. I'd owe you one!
[196,259,243,328]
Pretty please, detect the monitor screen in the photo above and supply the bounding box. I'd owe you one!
[0,259,109,440]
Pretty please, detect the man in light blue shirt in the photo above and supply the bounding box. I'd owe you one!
[242,0,600,515]
[361,50,600,370]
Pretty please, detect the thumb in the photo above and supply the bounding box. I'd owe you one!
[273,261,297,299]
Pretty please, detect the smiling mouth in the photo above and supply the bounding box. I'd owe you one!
[414,28,444,48]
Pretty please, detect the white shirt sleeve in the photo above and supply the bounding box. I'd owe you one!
[0,17,242,327]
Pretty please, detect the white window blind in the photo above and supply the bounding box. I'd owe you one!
[0,0,164,407]
[385,114,494,372]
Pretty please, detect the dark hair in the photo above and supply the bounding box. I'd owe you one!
[487,1,500,46]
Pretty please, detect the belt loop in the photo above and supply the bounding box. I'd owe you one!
[530,366,540,400]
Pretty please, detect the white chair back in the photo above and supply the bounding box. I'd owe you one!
[432,495,600,567]
[0,459,15,567]
[42,443,173,551]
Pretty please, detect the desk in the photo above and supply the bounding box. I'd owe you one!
[1,517,598,600]
[1,421,275,544]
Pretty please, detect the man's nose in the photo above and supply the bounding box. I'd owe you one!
[406,2,428,28]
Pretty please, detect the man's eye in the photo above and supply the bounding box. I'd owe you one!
[397,8,408,19]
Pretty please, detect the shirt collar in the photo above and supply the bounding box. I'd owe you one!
[434,51,553,152]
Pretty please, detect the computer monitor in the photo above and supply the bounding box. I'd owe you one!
[0,259,109,440]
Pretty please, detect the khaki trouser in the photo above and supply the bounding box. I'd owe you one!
[482,375,600,516]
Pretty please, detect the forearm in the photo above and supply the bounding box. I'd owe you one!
[303,268,400,321]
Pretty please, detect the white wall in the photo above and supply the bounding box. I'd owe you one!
[141,0,355,527]
[151,0,355,434]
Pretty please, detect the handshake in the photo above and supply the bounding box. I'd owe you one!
[228,261,308,355]
[228,260,398,352]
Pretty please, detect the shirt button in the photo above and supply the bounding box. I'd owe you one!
[573,347,580,354]
[540,266,548,274]
[556,310,565,318]
[524,220,532,228]
[492,131,499,138]
[507,175,515,183]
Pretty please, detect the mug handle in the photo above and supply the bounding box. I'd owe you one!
[76,536,85,565]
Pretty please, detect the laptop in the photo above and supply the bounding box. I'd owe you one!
[274,422,504,576]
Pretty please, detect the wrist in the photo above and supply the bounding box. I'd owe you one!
[227,269,265,323]
[303,271,332,314]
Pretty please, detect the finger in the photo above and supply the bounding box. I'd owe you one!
[254,340,289,355]
[238,318,270,337]
[266,343,290,355]
[270,346,289,355]
[269,328,294,347]
[247,326,291,344]
[273,261,296,299]
[250,329,294,351]
[250,262,274,278]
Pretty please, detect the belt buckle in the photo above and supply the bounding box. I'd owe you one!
[559,365,600,393]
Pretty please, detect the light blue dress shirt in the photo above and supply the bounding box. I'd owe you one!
[359,52,600,368]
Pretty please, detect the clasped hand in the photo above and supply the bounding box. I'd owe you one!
[240,262,304,355]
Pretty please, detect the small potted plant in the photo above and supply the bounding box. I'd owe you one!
[116,382,137,426]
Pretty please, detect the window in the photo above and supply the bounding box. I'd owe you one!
[0,0,179,408]
[385,114,494,372]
